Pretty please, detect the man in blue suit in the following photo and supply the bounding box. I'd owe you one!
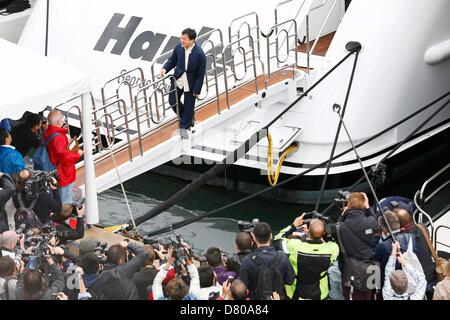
[160,28,207,139]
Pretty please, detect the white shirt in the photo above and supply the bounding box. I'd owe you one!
[177,43,195,92]
[0,145,15,149]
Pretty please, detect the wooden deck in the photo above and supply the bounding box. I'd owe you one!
[76,71,292,186]
[298,32,335,57]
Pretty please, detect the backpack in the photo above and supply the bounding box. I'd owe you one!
[32,132,61,171]
[0,277,17,300]
[336,224,379,292]
[14,192,44,230]
[251,252,287,300]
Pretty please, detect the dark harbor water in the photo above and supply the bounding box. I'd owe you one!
[98,154,449,254]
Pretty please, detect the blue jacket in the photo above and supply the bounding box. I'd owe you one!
[163,43,206,95]
[0,145,25,175]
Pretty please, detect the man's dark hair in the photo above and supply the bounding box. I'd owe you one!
[198,265,215,288]
[81,253,100,275]
[143,245,155,266]
[106,244,127,265]
[23,270,46,300]
[25,113,42,129]
[0,256,15,278]
[0,127,9,145]
[182,28,197,40]
[231,279,248,300]
[235,232,253,251]
[205,247,222,267]
[166,278,189,300]
[379,210,400,232]
[252,222,272,244]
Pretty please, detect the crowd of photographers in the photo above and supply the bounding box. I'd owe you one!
[1,111,449,301]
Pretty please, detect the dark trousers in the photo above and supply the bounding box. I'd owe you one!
[169,85,196,130]
[342,284,375,300]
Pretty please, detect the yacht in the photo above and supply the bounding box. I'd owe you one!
[13,0,449,206]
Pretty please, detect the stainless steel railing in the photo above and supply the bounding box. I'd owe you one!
[262,19,299,86]
[134,75,180,156]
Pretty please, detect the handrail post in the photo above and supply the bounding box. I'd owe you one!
[81,93,99,225]
[306,14,310,73]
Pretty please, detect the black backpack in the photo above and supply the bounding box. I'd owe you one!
[251,252,287,300]
[14,193,44,230]
[336,224,379,292]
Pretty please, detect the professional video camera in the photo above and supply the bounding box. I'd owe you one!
[238,218,260,233]
[334,190,351,210]
[24,170,58,200]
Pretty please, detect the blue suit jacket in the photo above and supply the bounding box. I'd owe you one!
[163,43,207,95]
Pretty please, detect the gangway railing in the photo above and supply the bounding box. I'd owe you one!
[434,225,450,254]
[134,75,180,156]
[262,19,300,86]
[413,163,450,239]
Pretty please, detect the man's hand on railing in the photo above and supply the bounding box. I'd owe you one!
[160,68,166,78]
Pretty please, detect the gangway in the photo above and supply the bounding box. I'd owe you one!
[52,1,341,194]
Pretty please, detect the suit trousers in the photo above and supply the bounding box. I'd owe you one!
[169,85,196,130]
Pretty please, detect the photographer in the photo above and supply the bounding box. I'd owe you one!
[13,169,62,225]
[336,192,379,300]
[52,205,86,245]
[153,247,200,300]
[10,113,43,158]
[0,256,20,300]
[1,230,26,262]
[15,255,66,300]
[275,214,339,300]
[91,241,149,300]
[373,210,417,288]
[382,242,426,300]
[226,232,254,274]
[217,279,249,300]
[0,172,16,233]
[133,246,158,300]
[239,222,295,300]
[205,247,237,285]
[198,265,222,300]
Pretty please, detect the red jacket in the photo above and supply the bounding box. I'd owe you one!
[45,125,80,187]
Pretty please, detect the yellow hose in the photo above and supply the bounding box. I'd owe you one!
[267,134,299,186]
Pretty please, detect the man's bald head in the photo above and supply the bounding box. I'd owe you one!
[231,279,248,300]
[48,110,64,127]
[308,219,325,241]
[235,232,253,252]
[1,231,18,250]
[395,208,413,228]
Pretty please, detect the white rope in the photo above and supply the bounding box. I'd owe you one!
[98,122,137,230]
